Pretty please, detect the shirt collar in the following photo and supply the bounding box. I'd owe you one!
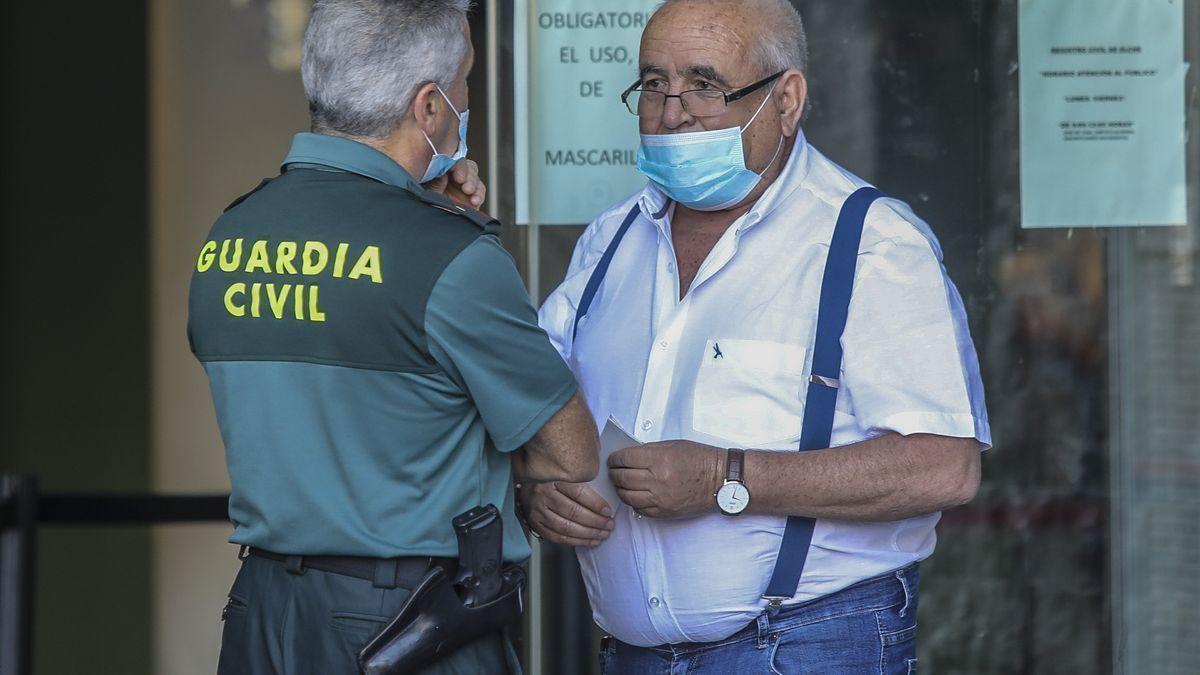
[281,132,423,193]
[636,129,814,235]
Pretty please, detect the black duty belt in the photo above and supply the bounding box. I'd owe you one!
[244,547,455,590]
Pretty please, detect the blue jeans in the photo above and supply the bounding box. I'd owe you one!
[599,565,919,675]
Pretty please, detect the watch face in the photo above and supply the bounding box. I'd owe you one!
[716,482,750,515]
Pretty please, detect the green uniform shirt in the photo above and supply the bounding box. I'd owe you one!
[188,133,575,562]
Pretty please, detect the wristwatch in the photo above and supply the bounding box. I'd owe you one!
[714,449,750,516]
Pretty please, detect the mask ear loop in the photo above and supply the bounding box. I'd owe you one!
[740,82,778,133]
[755,135,786,178]
[422,85,464,156]
[740,83,786,177]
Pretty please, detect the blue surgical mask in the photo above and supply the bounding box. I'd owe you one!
[636,89,784,211]
[420,86,469,183]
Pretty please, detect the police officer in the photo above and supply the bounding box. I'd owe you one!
[187,1,599,672]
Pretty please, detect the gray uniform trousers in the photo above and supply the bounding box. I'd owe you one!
[217,555,520,674]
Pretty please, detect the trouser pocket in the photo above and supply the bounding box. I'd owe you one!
[876,568,920,675]
[217,593,250,675]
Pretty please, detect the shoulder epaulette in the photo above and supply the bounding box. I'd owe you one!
[417,189,501,233]
[223,177,274,213]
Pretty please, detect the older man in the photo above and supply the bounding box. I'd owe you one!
[188,1,598,673]
[524,0,990,672]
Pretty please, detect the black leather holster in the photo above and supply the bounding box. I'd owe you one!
[358,504,524,674]
[357,564,524,674]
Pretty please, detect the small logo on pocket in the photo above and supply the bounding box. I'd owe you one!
[712,342,724,359]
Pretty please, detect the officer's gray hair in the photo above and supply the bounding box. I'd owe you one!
[302,0,471,139]
[652,0,810,117]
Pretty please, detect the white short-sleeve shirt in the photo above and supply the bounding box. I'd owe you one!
[538,131,991,648]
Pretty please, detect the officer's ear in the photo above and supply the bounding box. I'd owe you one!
[411,82,444,137]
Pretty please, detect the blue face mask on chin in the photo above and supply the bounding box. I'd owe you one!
[420,86,469,183]
[636,88,785,211]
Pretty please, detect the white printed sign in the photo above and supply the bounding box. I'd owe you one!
[514,2,660,225]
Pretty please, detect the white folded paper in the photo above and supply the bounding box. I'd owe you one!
[590,417,641,510]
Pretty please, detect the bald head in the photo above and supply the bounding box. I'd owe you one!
[649,0,809,81]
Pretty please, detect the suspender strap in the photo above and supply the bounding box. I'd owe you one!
[572,204,642,340]
[762,186,885,600]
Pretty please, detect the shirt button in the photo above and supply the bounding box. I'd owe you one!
[649,596,661,608]
[658,340,669,350]
[667,262,676,273]
[641,419,653,431]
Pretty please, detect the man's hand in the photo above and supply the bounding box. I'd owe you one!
[519,481,614,547]
[424,158,487,210]
[609,441,723,519]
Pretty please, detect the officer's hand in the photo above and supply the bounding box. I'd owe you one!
[520,482,614,547]
[437,158,487,210]
[609,441,723,519]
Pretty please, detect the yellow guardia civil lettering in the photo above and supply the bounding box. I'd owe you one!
[302,242,329,275]
[348,246,382,283]
[245,241,272,274]
[275,242,299,274]
[219,239,244,272]
[196,239,383,283]
[197,241,217,272]
[266,283,291,318]
[224,283,247,317]
[198,238,382,321]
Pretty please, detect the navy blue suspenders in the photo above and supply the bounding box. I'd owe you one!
[573,187,885,602]
[573,204,642,341]
[761,186,883,600]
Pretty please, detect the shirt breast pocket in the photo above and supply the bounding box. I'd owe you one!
[691,338,806,448]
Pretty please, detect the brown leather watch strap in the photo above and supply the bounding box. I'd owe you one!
[726,449,745,483]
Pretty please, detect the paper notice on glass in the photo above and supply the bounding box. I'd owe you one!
[1018,0,1188,228]
[590,417,641,510]
[513,1,660,225]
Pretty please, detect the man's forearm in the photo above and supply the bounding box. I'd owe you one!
[512,393,600,483]
[738,433,981,521]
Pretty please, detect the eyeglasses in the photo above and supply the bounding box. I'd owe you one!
[621,70,785,118]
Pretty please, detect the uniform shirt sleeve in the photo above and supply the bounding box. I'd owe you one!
[426,235,578,453]
[840,201,992,449]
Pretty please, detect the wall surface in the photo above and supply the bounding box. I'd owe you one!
[149,1,309,672]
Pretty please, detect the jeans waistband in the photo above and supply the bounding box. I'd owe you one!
[647,563,920,654]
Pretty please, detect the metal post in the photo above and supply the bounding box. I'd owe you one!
[0,474,37,675]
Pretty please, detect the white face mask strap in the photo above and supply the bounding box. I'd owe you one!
[740,82,778,133]
[423,85,462,155]
[740,81,785,177]
[756,135,786,178]
[435,85,462,118]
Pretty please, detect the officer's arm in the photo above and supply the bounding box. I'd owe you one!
[511,392,599,483]
[425,236,598,481]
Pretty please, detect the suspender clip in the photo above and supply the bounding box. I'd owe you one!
[810,374,840,389]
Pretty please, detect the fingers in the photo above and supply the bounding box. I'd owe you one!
[526,482,612,547]
[531,510,607,547]
[449,158,472,183]
[422,174,449,192]
[609,467,652,492]
[616,488,655,513]
[556,482,613,516]
[608,445,648,469]
[546,489,613,532]
[445,160,486,208]
[539,502,611,540]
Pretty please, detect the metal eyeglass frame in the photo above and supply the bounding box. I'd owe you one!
[620,70,786,117]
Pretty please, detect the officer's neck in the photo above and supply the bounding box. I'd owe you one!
[356,125,430,186]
